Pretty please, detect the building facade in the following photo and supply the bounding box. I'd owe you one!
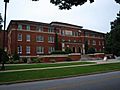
[7,20,105,56]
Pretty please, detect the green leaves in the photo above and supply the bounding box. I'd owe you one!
[105,11,120,56]
[50,0,94,10]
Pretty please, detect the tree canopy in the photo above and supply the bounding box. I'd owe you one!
[32,0,120,10]
[105,11,120,56]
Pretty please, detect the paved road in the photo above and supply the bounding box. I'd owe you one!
[0,71,120,90]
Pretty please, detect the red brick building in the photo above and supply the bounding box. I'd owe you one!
[0,30,8,51]
[7,20,105,56]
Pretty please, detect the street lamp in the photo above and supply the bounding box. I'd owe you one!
[1,0,9,70]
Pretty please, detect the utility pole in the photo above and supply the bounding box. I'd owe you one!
[1,0,9,70]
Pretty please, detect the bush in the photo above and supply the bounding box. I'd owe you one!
[22,58,27,63]
[51,50,67,54]
[12,52,20,61]
[0,48,9,64]
[87,47,96,54]
[65,47,72,54]
[31,57,40,63]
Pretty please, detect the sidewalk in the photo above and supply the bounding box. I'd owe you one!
[0,59,120,73]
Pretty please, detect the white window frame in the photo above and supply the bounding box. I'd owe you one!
[26,46,30,54]
[48,36,54,43]
[48,27,54,33]
[18,34,22,41]
[36,35,44,42]
[18,45,22,54]
[36,46,44,54]
[48,47,55,54]
[26,35,30,42]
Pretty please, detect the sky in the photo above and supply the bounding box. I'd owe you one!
[0,0,120,33]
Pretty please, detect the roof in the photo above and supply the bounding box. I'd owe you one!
[50,21,83,29]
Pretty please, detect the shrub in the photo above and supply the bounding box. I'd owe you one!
[31,57,40,63]
[65,47,72,54]
[0,48,9,64]
[87,47,96,54]
[22,58,27,63]
[12,52,20,61]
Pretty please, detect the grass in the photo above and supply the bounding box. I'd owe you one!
[5,62,95,70]
[0,63,120,84]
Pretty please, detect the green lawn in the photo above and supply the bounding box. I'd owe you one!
[0,63,120,84]
[5,62,95,70]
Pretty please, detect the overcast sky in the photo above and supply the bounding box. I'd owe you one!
[0,0,119,33]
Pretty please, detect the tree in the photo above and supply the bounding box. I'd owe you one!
[12,52,20,61]
[0,13,3,30]
[32,0,120,10]
[87,47,95,54]
[85,40,88,54]
[0,48,9,70]
[105,11,120,56]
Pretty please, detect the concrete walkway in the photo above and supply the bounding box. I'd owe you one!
[0,59,120,73]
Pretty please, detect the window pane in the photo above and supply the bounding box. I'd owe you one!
[26,35,30,41]
[36,46,44,54]
[26,46,30,54]
[36,36,44,42]
[18,25,22,30]
[48,36,54,43]
[26,25,30,30]
[18,34,22,41]
[18,45,22,54]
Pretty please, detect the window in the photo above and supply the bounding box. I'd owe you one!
[61,30,65,35]
[26,46,30,54]
[48,27,54,33]
[37,26,43,32]
[18,45,22,54]
[18,25,22,30]
[88,40,90,45]
[48,47,55,53]
[74,40,76,42]
[48,36,54,43]
[26,25,30,30]
[36,36,44,42]
[102,41,104,45]
[18,34,22,41]
[36,46,44,54]
[26,35,30,41]
[92,40,96,45]
[99,41,101,45]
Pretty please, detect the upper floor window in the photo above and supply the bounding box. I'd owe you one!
[18,25,22,30]
[18,34,22,41]
[48,36,54,43]
[26,35,30,42]
[26,25,30,30]
[48,27,54,33]
[36,46,44,54]
[36,35,44,42]
[26,46,30,54]
[92,40,96,45]
[38,26,43,32]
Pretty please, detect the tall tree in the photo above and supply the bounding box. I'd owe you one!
[105,11,120,56]
[32,0,120,10]
[0,13,3,30]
